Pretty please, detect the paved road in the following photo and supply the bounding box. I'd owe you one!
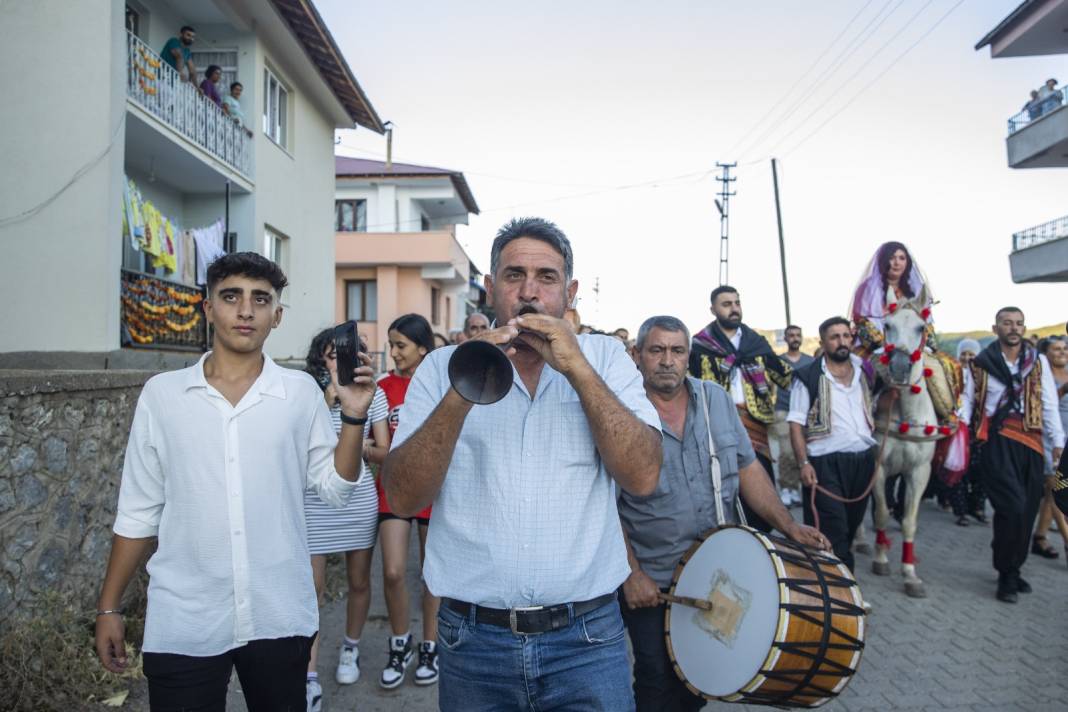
[222,499,1067,711]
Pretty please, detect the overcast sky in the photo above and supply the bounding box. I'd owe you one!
[321,0,1068,337]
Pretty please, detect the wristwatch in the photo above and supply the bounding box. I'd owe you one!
[340,413,368,426]
[800,459,810,467]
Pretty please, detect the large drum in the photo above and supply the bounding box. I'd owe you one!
[664,526,865,707]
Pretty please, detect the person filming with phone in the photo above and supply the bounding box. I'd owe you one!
[381,217,663,711]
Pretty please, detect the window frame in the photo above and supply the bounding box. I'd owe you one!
[262,66,290,148]
[345,280,378,322]
[335,199,368,232]
[431,286,441,325]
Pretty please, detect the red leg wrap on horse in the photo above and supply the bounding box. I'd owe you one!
[876,530,891,548]
[902,542,915,564]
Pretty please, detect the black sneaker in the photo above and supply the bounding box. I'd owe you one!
[414,641,439,686]
[1016,577,1032,594]
[379,635,413,689]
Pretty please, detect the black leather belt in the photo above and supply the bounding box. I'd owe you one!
[443,592,616,635]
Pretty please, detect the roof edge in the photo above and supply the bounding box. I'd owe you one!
[975,0,1041,50]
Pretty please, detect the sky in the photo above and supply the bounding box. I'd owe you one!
[319,0,1068,339]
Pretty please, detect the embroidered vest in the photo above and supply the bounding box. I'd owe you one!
[969,360,1044,443]
[796,360,874,442]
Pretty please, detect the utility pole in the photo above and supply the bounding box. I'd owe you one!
[714,162,737,285]
[771,158,791,326]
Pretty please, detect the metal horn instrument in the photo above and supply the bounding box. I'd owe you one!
[448,340,513,405]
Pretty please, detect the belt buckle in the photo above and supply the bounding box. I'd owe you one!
[509,605,544,635]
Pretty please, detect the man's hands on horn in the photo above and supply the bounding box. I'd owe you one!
[511,313,586,375]
[470,323,521,357]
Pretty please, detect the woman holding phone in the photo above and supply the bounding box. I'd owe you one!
[376,314,440,689]
[302,328,390,711]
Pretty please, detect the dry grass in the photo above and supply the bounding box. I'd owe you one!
[0,576,148,711]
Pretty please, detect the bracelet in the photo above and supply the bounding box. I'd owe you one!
[340,413,368,426]
[96,609,124,617]
[800,459,810,467]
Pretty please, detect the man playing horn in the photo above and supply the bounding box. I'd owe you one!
[960,306,1065,603]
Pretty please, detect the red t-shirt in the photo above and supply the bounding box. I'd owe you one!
[376,373,432,519]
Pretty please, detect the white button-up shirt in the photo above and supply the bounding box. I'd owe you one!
[113,353,360,656]
[392,335,660,609]
[728,330,746,405]
[959,352,1066,447]
[786,354,876,457]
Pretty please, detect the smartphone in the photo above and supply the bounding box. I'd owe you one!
[333,320,359,386]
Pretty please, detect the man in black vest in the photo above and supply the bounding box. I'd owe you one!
[787,317,878,571]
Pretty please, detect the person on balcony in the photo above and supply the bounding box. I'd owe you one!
[200,65,224,108]
[223,81,245,123]
[1039,78,1064,115]
[161,25,197,83]
[1025,90,1042,121]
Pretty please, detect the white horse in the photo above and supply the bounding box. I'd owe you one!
[870,285,945,598]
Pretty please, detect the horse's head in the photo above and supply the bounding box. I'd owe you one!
[882,284,929,385]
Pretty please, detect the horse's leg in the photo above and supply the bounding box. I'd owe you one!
[901,460,931,598]
[872,457,892,576]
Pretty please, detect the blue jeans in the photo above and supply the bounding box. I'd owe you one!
[437,597,635,711]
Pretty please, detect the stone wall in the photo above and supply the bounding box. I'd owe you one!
[0,370,153,623]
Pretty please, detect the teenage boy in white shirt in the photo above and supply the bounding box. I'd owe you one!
[94,252,376,711]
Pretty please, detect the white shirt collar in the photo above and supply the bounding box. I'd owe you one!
[184,352,287,400]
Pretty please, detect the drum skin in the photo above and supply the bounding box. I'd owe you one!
[664,526,866,708]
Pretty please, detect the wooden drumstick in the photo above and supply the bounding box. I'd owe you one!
[657,592,713,611]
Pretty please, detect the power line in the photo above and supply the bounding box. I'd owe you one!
[780,0,966,158]
[755,0,938,157]
[735,0,906,163]
[723,0,877,158]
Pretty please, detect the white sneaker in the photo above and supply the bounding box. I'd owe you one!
[306,679,322,712]
[336,644,360,685]
[414,641,439,686]
[379,634,413,689]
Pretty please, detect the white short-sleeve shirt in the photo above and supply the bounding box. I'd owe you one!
[114,353,359,656]
[392,334,660,609]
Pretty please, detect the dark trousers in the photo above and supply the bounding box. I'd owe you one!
[620,599,705,712]
[803,448,876,571]
[740,452,776,533]
[143,635,315,712]
[979,433,1044,576]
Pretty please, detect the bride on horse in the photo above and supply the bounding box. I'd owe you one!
[848,242,965,598]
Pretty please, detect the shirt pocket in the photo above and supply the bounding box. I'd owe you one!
[552,400,599,470]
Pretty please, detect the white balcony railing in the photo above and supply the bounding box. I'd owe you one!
[1013,214,1068,252]
[1008,90,1067,135]
[126,31,251,177]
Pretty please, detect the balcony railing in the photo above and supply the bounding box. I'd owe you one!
[127,31,251,176]
[1008,91,1067,135]
[1013,214,1068,252]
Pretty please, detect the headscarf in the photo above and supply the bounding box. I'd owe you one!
[956,339,981,360]
[849,242,931,332]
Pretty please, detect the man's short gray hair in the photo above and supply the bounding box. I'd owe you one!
[636,316,691,350]
[490,217,574,281]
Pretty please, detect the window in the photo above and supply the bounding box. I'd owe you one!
[263,68,289,147]
[335,200,367,232]
[346,281,378,321]
[191,48,239,90]
[445,296,452,330]
[125,5,140,36]
[431,287,441,325]
[264,227,287,267]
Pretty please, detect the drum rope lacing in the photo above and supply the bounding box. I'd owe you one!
[745,535,865,706]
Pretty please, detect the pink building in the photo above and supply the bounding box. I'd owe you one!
[334,156,482,354]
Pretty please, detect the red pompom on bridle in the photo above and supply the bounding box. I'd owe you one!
[939,425,952,436]
[924,425,936,436]
[898,422,911,434]
[909,350,922,363]
[879,353,891,365]
[887,303,898,314]
[923,367,933,378]
[910,385,922,394]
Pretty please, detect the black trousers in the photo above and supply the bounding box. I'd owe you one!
[143,635,315,712]
[740,452,776,533]
[802,448,876,572]
[620,599,705,712]
[979,433,1044,576]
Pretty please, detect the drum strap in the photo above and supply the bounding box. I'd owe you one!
[699,382,747,526]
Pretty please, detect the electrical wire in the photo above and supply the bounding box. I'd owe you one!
[0,115,126,228]
[779,0,966,158]
[723,0,877,159]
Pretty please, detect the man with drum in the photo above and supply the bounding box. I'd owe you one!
[382,217,663,711]
[787,317,878,573]
[619,316,828,711]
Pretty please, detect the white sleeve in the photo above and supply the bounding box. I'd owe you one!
[786,378,810,426]
[114,394,165,538]
[602,340,661,433]
[307,390,359,508]
[1039,355,1066,447]
[957,368,974,423]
